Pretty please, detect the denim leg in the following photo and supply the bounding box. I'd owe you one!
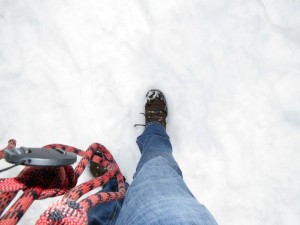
[88,179,129,225]
[115,123,218,225]
[134,122,182,178]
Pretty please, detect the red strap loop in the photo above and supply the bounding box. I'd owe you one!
[0,140,126,225]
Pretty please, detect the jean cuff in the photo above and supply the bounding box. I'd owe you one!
[143,122,166,135]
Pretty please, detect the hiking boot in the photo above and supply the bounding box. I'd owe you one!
[144,89,168,128]
[90,150,107,177]
[90,161,107,177]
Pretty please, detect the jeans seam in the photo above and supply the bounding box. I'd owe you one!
[107,202,119,225]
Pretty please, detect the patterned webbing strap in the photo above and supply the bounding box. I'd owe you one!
[0,139,126,225]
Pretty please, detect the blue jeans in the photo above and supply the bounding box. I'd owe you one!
[88,123,218,225]
[88,179,129,225]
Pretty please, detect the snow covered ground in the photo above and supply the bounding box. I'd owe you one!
[1,0,300,224]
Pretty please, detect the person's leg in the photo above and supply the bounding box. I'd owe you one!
[134,122,182,178]
[115,122,218,225]
[88,179,128,225]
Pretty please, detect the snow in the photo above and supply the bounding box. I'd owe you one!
[1,0,300,224]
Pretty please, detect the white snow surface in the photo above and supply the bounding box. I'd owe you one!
[0,0,300,224]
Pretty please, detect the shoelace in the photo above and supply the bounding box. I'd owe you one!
[0,140,126,225]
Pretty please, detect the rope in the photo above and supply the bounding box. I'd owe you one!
[0,140,126,225]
